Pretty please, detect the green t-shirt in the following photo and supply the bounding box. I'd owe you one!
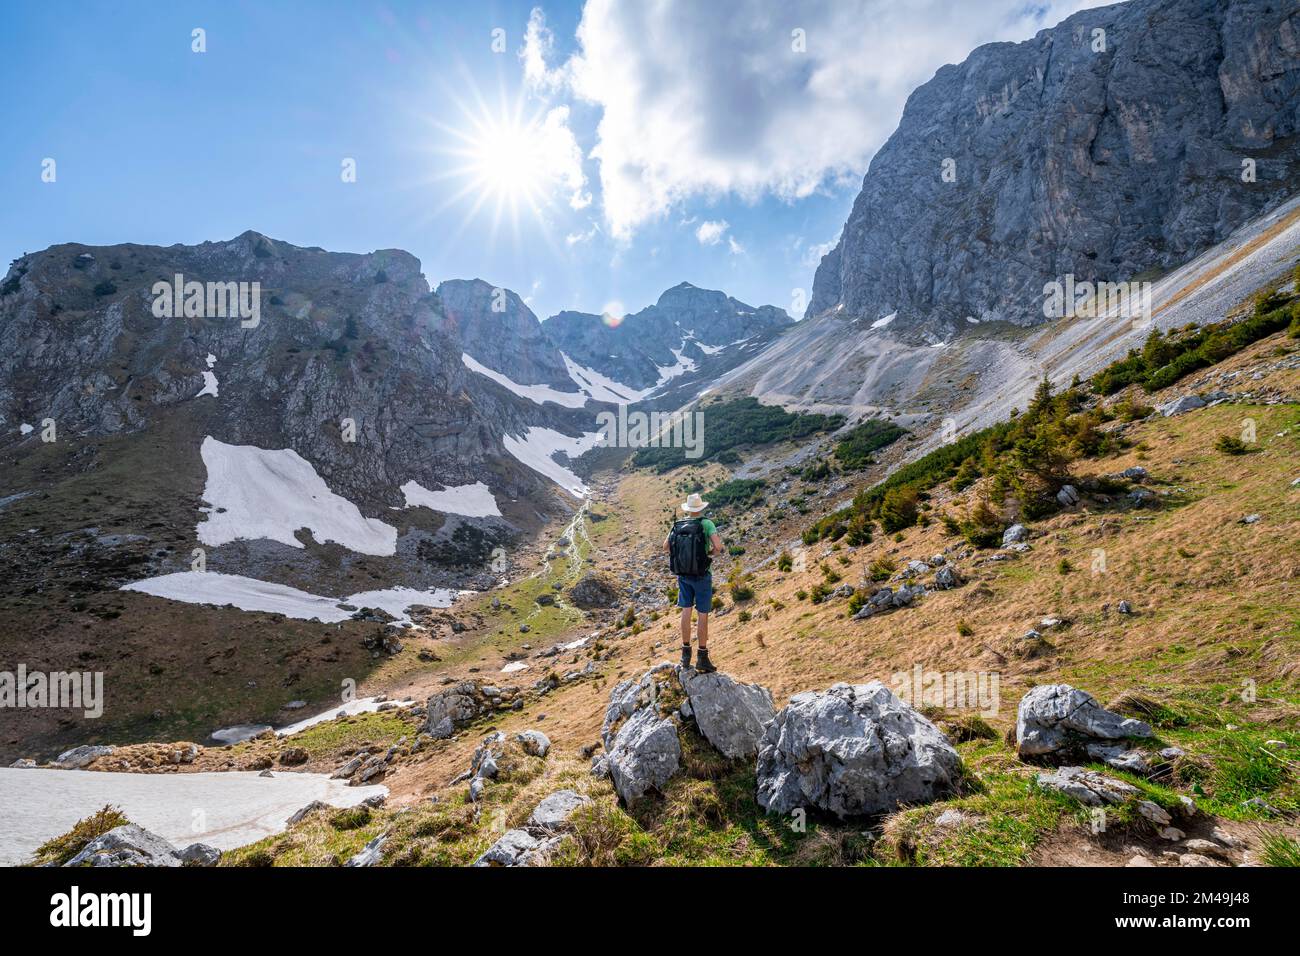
[699,518,717,538]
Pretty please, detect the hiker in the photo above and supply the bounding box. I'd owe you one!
[664,492,724,673]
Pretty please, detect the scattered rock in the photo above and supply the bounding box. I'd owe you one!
[179,843,222,866]
[933,565,962,590]
[514,729,551,758]
[1016,684,1152,760]
[1056,484,1080,507]
[528,789,591,831]
[278,746,309,766]
[287,800,329,825]
[473,828,563,867]
[1034,766,1138,806]
[344,833,388,867]
[1002,524,1029,546]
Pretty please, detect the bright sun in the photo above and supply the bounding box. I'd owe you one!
[467,116,546,203]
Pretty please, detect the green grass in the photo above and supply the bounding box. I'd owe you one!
[285,710,416,758]
[31,805,130,866]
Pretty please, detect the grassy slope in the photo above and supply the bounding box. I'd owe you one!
[221,331,1299,866]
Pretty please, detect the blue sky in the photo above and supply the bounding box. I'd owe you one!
[0,0,1101,321]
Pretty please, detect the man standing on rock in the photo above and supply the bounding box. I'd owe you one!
[664,493,724,673]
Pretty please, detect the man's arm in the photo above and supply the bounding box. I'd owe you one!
[710,533,723,556]
[663,534,671,554]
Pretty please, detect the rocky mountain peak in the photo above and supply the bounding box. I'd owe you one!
[809,0,1300,338]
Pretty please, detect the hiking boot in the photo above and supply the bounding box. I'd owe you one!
[680,644,692,668]
[695,648,717,674]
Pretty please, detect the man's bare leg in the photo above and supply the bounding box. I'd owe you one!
[697,612,709,649]
[680,607,693,646]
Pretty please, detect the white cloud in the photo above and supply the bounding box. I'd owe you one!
[727,235,745,256]
[695,219,730,246]
[538,0,1107,239]
[519,7,566,92]
[533,105,591,211]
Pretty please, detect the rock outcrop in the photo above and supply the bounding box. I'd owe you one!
[600,664,778,804]
[756,681,962,818]
[809,0,1300,337]
[62,824,217,868]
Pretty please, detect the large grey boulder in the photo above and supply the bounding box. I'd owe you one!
[606,709,682,805]
[756,681,962,818]
[64,824,183,867]
[677,667,775,759]
[1002,524,1029,546]
[1158,394,1206,417]
[424,681,488,738]
[54,745,115,769]
[1016,684,1153,759]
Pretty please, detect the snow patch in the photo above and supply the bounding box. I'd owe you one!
[501,661,530,674]
[871,312,897,329]
[19,423,33,436]
[121,571,456,625]
[502,427,602,498]
[461,353,587,408]
[561,353,651,404]
[653,345,698,387]
[195,353,219,398]
[197,437,397,556]
[401,480,501,518]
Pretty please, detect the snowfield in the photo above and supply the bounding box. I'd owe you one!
[502,427,603,498]
[561,352,652,404]
[461,353,587,408]
[0,767,386,866]
[197,436,398,556]
[401,479,501,518]
[121,571,457,625]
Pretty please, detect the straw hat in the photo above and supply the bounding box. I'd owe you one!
[681,493,708,513]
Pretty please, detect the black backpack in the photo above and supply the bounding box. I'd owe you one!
[668,518,710,576]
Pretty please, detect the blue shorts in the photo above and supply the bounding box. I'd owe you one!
[676,573,713,614]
